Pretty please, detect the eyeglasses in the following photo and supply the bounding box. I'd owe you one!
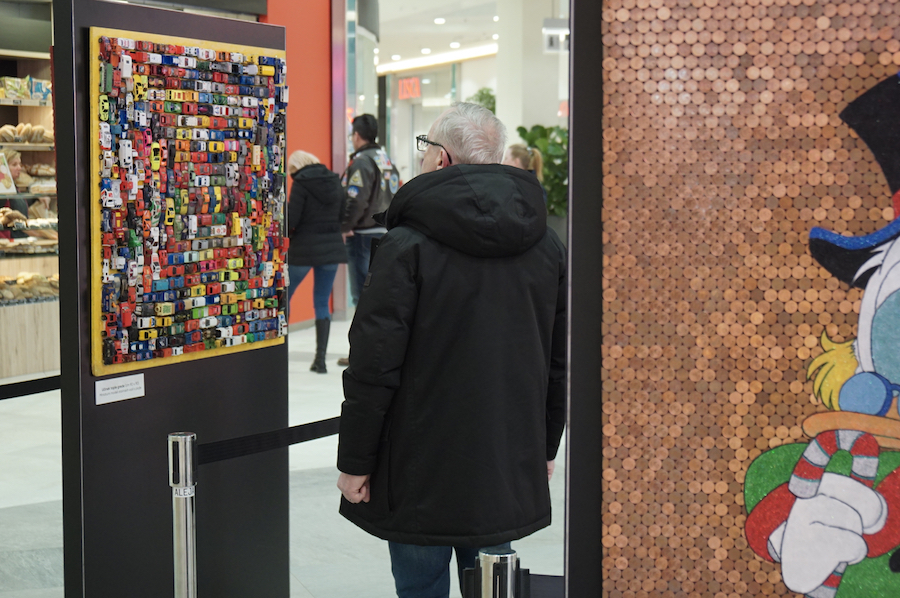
[416,135,452,164]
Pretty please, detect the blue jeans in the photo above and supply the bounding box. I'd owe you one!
[287,263,339,320]
[346,232,383,306]
[388,541,512,598]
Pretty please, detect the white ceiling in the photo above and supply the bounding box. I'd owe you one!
[375,0,498,64]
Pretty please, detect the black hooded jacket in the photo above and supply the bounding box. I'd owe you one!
[337,164,567,547]
[287,163,348,266]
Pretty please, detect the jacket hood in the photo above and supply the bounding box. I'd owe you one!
[293,163,339,204]
[384,164,547,258]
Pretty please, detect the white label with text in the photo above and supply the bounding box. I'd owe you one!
[95,373,146,405]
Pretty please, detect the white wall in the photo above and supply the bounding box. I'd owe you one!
[496,0,568,134]
[459,56,497,107]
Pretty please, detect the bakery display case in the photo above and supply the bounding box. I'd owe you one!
[0,53,59,382]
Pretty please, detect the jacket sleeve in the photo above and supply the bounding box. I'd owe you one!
[745,483,795,562]
[336,177,348,226]
[286,179,305,237]
[341,156,376,233]
[337,229,419,475]
[546,247,567,460]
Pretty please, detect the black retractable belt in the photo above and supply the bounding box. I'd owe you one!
[0,375,60,401]
[196,416,340,465]
[169,417,341,598]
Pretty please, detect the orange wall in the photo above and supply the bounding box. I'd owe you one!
[262,0,334,324]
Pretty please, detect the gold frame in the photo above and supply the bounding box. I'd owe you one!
[89,27,287,376]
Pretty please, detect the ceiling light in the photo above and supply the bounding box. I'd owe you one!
[449,42,460,49]
[434,17,446,25]
[422,79,432,84]
[373,48,379,54]
[392,54,401,61]
[421,48,432,55]
[374,57,379,65]
[492,34,499,40]
[377,44,499,75]
[493,15,499,22]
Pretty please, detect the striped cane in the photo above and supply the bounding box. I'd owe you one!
[788,429,880,598]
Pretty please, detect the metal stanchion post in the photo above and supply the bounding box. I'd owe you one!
[169,432,197,598]
[478,548,518,598]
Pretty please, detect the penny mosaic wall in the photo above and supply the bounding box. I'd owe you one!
[601,0,900,596]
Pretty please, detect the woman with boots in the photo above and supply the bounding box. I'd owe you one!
[286,150,348,373]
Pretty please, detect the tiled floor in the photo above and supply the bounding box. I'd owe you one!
[0,319,565,597]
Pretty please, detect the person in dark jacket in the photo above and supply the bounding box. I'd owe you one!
[340,114,400,306]
[286,150,348,373]
[336,103,567,598]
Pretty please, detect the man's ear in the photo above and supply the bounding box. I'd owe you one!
[440,149,451,168]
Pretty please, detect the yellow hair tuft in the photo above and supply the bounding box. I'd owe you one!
[807,331,858,410]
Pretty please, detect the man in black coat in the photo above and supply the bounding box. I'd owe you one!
[336,103,567,597]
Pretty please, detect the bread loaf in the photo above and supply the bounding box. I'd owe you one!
[29,125,45,143]
[28,163,55,177]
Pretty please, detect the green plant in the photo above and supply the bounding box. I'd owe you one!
[465,87,496,114]
[517,125,569,216]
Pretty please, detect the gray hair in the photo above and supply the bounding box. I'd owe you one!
[430,102,507,165]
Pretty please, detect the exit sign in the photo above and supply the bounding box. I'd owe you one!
[398,77,421,100]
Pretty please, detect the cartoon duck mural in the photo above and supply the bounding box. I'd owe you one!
[745,74,900,597]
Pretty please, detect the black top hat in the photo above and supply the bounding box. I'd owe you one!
[809,74,900,288]
[840,74,900,196]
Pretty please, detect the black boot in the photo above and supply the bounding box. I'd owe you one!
[310,318,330,373]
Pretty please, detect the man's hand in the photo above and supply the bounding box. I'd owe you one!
[547,460,556,481]
[342,231,355,241]
[337,472,371,503]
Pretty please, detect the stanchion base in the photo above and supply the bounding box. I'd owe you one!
[462,567,531,598]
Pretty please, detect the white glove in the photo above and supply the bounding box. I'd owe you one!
[771,473,887,595]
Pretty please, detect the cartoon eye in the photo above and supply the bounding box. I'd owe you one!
[839,371,900,415]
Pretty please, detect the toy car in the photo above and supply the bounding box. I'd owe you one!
[100,122,113,150]
[150,142,161,171]
[99,94,111,122]
[164,198,175,226]
[99,36,112,61]
[133,75,147,100]
[118,139,133,169]
[120,54,133,78]
[100,178,122,208]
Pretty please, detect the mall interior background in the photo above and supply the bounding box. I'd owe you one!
[0,0,573,378]
[0,0,574,596]
[353,0,570,185]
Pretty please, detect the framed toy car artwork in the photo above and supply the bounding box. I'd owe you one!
[89,27,289,375]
